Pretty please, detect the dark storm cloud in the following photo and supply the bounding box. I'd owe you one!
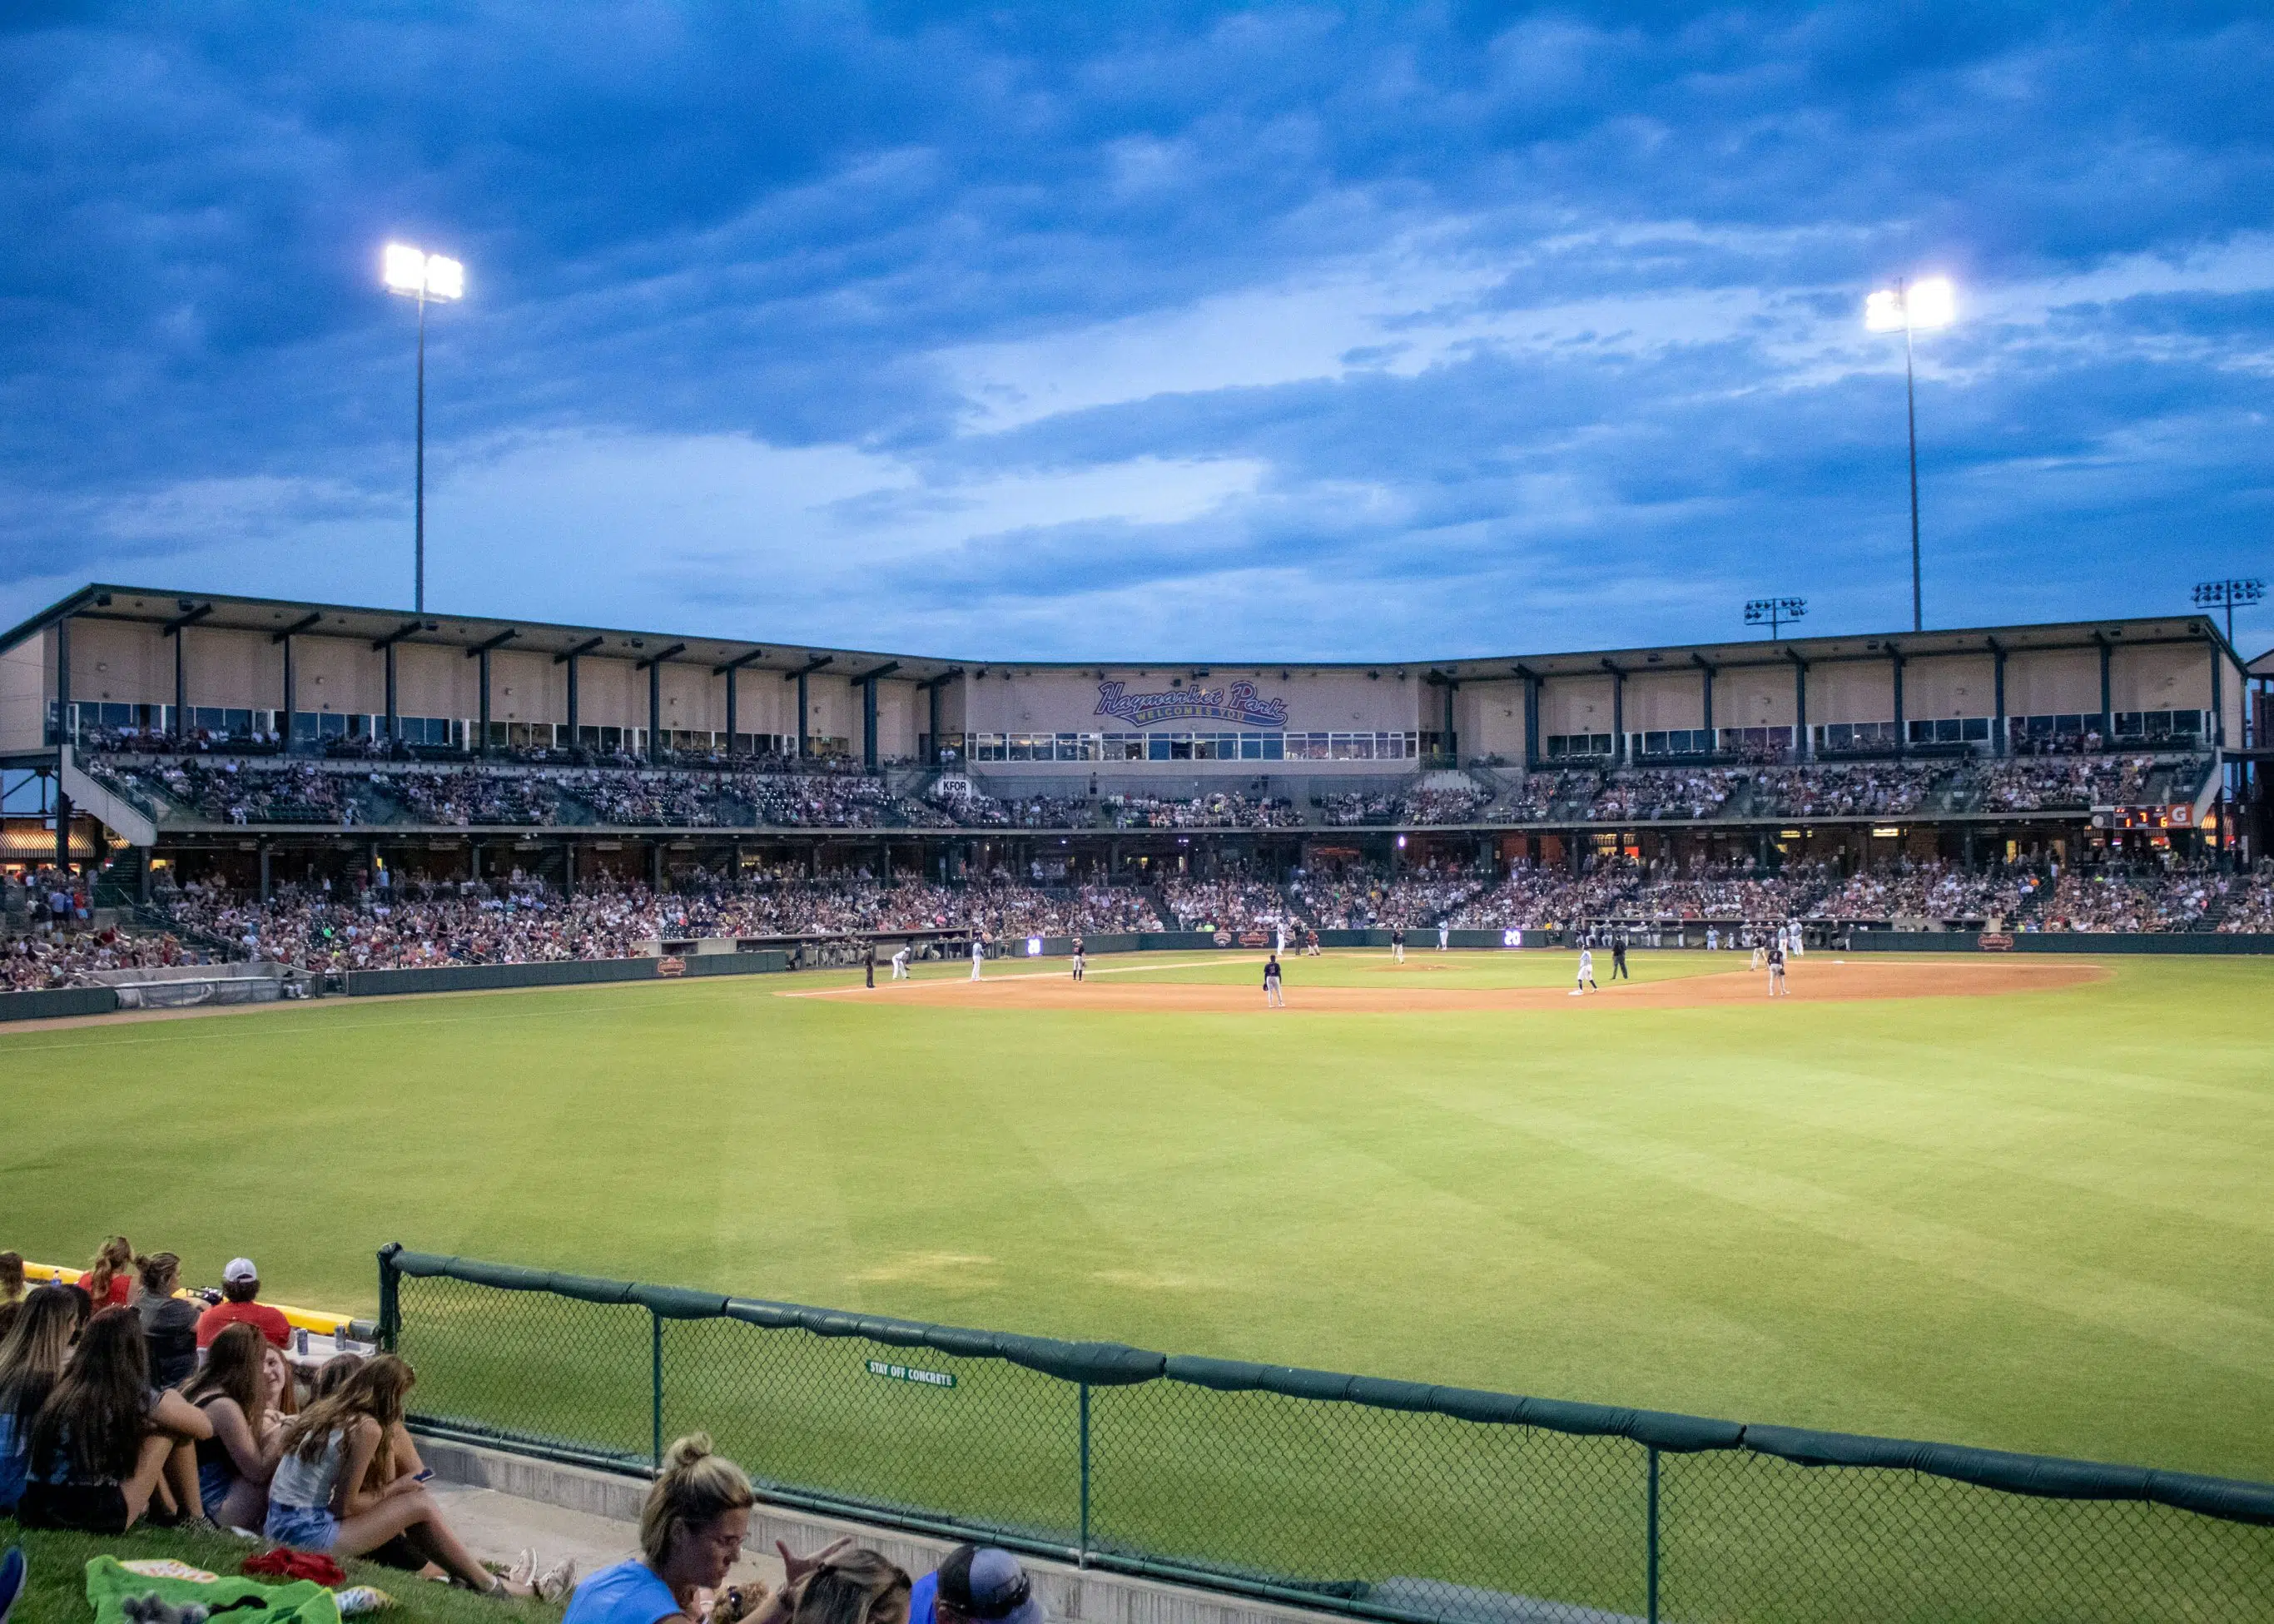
[1,3,2270,655]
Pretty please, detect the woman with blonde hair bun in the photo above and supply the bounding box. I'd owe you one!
[565,1433,757,1624]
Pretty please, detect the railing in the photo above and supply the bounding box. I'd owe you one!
[380,1246,2274,1624]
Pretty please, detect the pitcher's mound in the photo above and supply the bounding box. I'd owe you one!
[803,958,2107,1013]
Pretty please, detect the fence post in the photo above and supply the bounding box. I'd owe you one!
[1078,1383,1092,1567]
[375,1244,400,1353]
[1646,1445,1660,1624]
[651,1311,664,1469]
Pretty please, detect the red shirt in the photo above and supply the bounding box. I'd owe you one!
[76,1273,132,1309]
[196,1298,294,1349]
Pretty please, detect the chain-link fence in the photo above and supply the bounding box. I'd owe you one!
[380,1246,2274,1624]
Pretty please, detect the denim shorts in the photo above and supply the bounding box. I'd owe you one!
[197,1462,235,1522]
[265,1502,341,1550]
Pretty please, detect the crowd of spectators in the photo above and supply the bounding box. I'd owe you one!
[1161,877,1296,931]
[151,867,1171,970]
[1288,863,1487,929]
[1487,771,1601,822]
[377,769,560,826]
[1317,792,1398,826]
[926,787,1093,828]
[1586,768,1746,822]
[1106,792,1301,829]
[116,760,352,825]
[1967,756,2156,812]
[1818,860,2038,921]
[1746,764,1934,817]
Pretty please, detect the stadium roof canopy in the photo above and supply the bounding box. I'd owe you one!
[0,582,2247,678]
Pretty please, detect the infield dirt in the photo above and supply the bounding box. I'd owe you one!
[797,955,2108,1012]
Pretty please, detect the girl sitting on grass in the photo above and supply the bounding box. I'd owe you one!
[0,1287,82,1516]
[18,1306,211,1533]
[180,1322,282,1531]
[265,1353,562,1599]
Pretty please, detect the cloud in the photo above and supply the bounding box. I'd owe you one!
[2,6,2273,655]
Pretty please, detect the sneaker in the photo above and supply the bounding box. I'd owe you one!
[506,1550,537,1589]
[0,1547,24,1624]
[536,1559,578,1603]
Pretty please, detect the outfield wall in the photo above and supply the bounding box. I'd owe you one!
[1844,931,2274,955]
[342,950,791,998]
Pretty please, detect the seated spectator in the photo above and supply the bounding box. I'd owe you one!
[196,1257,293,1350]
[565,1433,757,1624]
[266,1353,558,1597]
[0,1253,22,1341]
[909,1546,1045,1624]
[307,1351,440,1578]
[0,1288,82,1516]
[77,1237,134,1310]
[180,1322,282,1532]
[19,1307,212,1533]
[132,1253,201,1389]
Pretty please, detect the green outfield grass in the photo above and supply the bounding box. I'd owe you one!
[5,947,2271,1490]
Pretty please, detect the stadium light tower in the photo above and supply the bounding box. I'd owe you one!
[1745,597,1807,639]
[1865,275,1955,634]
[382,243,465,613]
[2192,578,2264,646]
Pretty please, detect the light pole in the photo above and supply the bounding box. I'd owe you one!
[1745,597,1807,639]
[1865,276,1955,633]
[382,243,465,613]
[2192,578,2264,648]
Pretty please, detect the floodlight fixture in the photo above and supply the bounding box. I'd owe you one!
[2192,578,2265,645]
[1745,597,1808,639]
[380,241,467,615]
[1864,274,1958,633]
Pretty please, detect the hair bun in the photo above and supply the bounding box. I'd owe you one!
[663,1433,717,1472]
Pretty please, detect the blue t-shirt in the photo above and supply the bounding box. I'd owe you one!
[908,1571,938,1624]
[0,1408,27,1512]
[564,1560,683,1624]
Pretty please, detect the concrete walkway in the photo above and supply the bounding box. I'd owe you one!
[425,1475,782,1593]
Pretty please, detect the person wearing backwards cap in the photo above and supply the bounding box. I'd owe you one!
[195,1259,293,1351]
[909,1545,1044,1624]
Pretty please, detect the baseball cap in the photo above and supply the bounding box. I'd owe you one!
[222,1258,259,1284]
[936,1547,1043,1624]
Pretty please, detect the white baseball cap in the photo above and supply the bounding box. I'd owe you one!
[221,1257,259,1284]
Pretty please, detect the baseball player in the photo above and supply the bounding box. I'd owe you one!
[1750,935,1765,972]
[1437,921,1450,951]
[1574,946,1597,994]
[1767,938,1789,996]
[1305,926,1322,957]
[1392,926,1406,964]
[890,945,910,980]
[863,942,876,989]
[1611,934,1629,980]
[1788,922,1804,957]
[1264,951,1284,1007]
[1070,935,1086,981]
[1274,921,1286,955]
[970,935,986,981]
[1706,925,1718,953]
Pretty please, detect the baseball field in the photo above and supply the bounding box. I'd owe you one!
[5,946,2271,1487]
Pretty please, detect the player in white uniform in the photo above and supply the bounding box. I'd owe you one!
[891,946,909,980]
[970,936,986,981]
[1437,922,1449,951]
[1573,947,1597,994]
[1788,921,1804,957]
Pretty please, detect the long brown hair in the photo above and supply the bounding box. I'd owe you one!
[0,1285,79,1425]
[29,1306,151,1482]
[182,1321,268,1418]
[281,1352,413,1482]
[84,1236,132,1301]
[638,1433,755,1568]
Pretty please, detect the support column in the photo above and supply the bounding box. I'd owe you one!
[863,677,879,770]
[1700,663,1715,747]
[479,648,494,758]
[1992,644,2008,758]
[2101,639,2115,744]
[928,682,943,766]
[567,654,581,749]
[725,668,738,756]
[470,842,482,882]
[797,672,810,760]
[174,624,188,742]
[385,645,399,743]
[1891,653,1906,757]
[1609,670,1625,763]
[1792,657,1810,761]
[651,841,664,892]
[562,840,576,897]
[281,636,297,752]
[54,613,72,748]
[649,660,663,762]
[1522,673,1541,770]
[259,840,271,903]
[2211,639,2226,747]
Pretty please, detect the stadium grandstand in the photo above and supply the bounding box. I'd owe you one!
[2,583,2269,986]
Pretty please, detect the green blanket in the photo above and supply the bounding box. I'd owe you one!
[83,1556,342,1624]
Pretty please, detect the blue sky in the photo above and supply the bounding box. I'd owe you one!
[2,3,2271,659]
